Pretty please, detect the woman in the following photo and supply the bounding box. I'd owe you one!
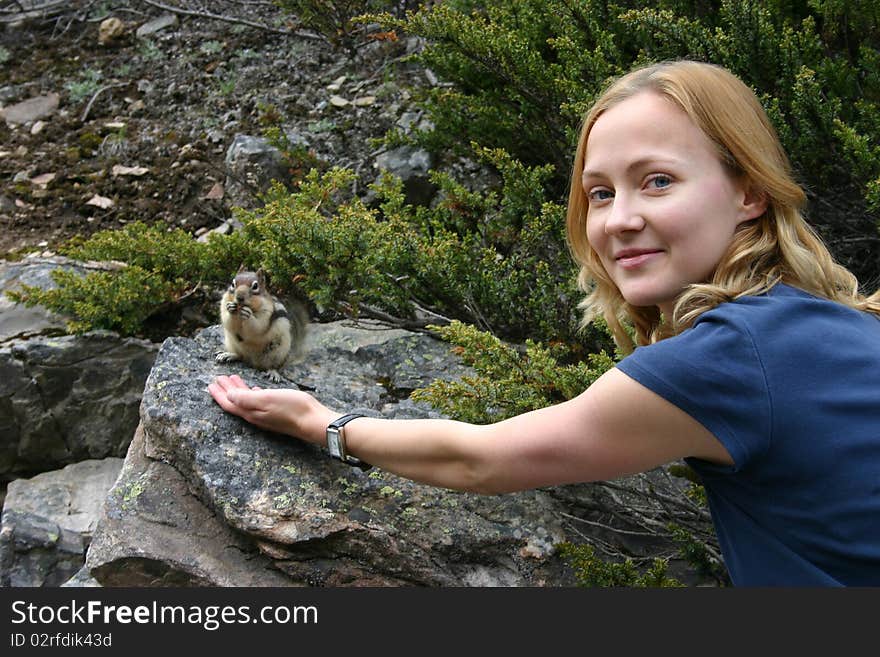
[210,61,880,585]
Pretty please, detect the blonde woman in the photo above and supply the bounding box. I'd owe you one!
[210,61,880,586]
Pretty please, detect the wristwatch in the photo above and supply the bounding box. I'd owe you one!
[326,413,372,471]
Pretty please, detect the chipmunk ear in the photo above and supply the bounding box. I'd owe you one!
[237,263,247,273]
[256,268,267,287]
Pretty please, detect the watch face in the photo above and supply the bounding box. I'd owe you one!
[327,428,342,458]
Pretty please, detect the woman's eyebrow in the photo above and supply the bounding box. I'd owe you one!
[582,156,681,180]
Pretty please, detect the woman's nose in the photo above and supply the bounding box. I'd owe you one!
[603,195,645,235]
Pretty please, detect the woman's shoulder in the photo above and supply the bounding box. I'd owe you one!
[691,282,880,371]
[697,283,875,330]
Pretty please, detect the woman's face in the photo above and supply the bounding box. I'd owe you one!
[582,91,765,316]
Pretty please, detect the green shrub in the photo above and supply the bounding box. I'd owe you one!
[233,159,587,345]
[411,320,615,423]
[6,156,592,347]
[64,68,103,104]
[557,542,684,587]
[7,223,250,335]
[8,265,177,336]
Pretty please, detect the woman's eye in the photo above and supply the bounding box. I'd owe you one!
[647,175,672,189]
[589,188,613,202]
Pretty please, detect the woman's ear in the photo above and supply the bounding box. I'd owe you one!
[739,185,768,222]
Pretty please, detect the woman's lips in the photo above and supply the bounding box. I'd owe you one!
[614,249,664,269]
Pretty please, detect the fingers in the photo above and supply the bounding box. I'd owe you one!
[219,374,250,392]
[210,374,279,413]
[211,375,251,396]
[209,375,256,412]
[208,381,238,413]
[229,374,250,389]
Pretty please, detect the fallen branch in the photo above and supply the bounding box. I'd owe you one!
[138,0,324,39]
[80,82,128,123]
[0,0,68,23]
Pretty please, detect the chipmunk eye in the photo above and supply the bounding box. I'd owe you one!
[251,281,260,293]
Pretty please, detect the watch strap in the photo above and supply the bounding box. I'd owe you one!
[329,413,366,429]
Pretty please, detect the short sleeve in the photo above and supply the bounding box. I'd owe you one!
[615,311,772,471]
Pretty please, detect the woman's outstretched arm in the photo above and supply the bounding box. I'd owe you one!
[208,369,732,494]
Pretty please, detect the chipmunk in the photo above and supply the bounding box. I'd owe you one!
[215,267,307,382]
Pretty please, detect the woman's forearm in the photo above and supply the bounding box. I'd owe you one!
[338,416,493,493]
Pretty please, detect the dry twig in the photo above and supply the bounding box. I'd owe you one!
[137,0,323,38]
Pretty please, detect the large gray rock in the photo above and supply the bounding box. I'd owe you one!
[373,145,437,207]
[87,322,577,586]
[0,256,158,476]
[224,134,289,208]
[86,425,293,587]
[0,458,123,587]
[0,331,157,477]
[83,320,710,587]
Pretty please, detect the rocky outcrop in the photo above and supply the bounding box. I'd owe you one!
[86,425,292,587]
[224,134,291,209]
[0,331,157,477]
[86,322,580,586]
[373,145,436,207]
[0,257,159,477]
[0,458,123,587]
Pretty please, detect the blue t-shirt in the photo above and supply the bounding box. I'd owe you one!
[616,284,880,586]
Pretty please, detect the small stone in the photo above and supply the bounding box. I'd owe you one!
[86,194,114,209]
[353,96,376,107]
[98,17,126,45]
[329,95,350,108]
[202,182,224,200]
[135,14,178,38]
[1,93,60,126]
[30,120,46,135]
[111,164,149,177]
[30,172,56,188]
[326,75,347,92]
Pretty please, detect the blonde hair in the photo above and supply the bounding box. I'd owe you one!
[566,60,880,353]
